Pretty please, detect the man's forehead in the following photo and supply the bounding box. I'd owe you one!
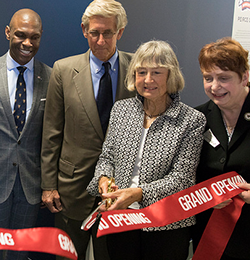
[10,12,42,31]
[88,16,116,27]
[10,18,42,33]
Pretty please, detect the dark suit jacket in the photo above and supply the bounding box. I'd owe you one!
[41,50,134,220]
[193,91,250,258]
[0,53,51,204]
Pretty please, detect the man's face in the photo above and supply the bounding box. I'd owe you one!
[82,15,124,62]
[5,14,42,65]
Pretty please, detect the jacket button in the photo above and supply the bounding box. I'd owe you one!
[17,140,21,145]
[13,163,17,166]
[220,157,226,164]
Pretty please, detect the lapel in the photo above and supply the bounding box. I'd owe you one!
[21,59,44,135]
[115,50,130,101]
[73,50,103,139]
[0,53,19,138]
[206,101,228,151]
[229,91,250,149]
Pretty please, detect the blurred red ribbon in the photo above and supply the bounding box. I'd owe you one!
[0,227,77,260]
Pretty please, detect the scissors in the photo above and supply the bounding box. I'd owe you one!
[81,177,116,230]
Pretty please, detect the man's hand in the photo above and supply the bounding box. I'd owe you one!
[42,190,62,213]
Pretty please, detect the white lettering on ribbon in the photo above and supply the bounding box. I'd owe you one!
[107,213,152,227]
[58,234,77,257]
[178,187,213,211]
[0,233,14,246]
[211,176,245,196]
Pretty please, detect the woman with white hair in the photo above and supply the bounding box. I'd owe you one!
[87,40,206,260]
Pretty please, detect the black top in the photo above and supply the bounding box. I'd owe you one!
[193,90,250,258]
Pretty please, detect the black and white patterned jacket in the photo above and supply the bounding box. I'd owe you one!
[87,93,206,231]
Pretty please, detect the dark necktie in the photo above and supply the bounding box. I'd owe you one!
[13,66,27,135]
[96,62,113,135]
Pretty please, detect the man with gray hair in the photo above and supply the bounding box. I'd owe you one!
[41,1,134,259]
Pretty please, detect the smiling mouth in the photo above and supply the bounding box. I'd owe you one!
[212,92,227,98]
[145,87,157,90]
[20,49,32,55]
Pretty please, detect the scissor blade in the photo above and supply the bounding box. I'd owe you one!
[81,200,106,230]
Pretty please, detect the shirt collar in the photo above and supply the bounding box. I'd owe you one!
[7,50,34,72]
[90,49,118,74]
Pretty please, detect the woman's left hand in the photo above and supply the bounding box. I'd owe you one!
[101,187,143,211]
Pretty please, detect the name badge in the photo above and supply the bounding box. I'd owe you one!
[204,129,220,148]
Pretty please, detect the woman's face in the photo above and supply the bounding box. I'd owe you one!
[135,66,169,103]
[202,66,249,110]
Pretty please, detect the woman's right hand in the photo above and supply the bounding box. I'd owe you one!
[98,176,110,195]
[98,176,118,211]
[102,187,143,211]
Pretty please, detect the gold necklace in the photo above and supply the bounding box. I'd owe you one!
[222,117,236,131]
[227,125,235,131]
[221,112,237,132]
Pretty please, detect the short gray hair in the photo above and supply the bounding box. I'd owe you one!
[126,40,185,94]
[81,0,127,31]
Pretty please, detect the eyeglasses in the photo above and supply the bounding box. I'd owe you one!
[87,30,117,39]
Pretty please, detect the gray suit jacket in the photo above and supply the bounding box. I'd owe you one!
[0,53,52,204]
[41,50,134,220]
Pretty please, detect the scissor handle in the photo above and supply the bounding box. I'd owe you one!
[106,177,115,208]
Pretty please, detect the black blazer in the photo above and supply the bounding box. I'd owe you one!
[193,91,250,258]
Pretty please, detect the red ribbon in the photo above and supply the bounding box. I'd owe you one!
[0,172,244,259]
[84,171,245,259]
[192,195,245,260]
[0,227,77,260]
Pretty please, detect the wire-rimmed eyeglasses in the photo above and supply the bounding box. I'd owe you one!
[86,30,117,39]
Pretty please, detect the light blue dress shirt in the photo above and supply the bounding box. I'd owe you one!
[6,51,34,121]
[90,50,119,103]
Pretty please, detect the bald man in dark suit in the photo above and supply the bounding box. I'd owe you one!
[0,9,51,260]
